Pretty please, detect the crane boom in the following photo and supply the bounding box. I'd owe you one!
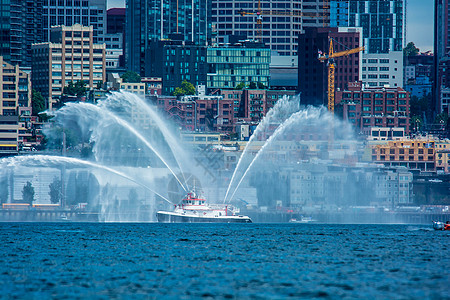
[318,39,364,113]
[318,46,365,61]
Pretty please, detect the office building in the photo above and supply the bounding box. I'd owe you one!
[0,0,44,68]
[43,0,106,43]
[126,0,212,75]
[207,42,271,91]
[331,0,406,88]
[298,27,362,106]
[105,8,126,69]
[211,0,329,57]
[145,38,208,95]
[0,56,32,156]
[32,25,106,110]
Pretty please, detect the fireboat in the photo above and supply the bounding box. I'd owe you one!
[156,192,252,223]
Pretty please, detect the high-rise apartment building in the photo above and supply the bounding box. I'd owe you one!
[146,38,208,95]
[32,25,106,110]
[43,0,107,43]
[126,0,212,75]
[0,0,44,68]
[331,0,406,89]
[435,0,450,114]
[211,0,328,57]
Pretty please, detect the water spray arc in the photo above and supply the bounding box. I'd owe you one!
[0,155,173,204]
[100,92,191,190]
[56,102,188,193]
[223,95,300,203]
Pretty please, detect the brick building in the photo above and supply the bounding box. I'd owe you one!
[151,89,296,133]
[336,82,410,135]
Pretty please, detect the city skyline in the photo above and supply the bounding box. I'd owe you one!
[108,0,433,52]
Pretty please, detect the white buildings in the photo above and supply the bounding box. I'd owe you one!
[361,52,403,88]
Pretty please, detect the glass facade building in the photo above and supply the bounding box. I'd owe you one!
[43,0,107,43]
[207,45,270,90]
[0,0,44,67]
[211,0,328,57]
[332,0,405,53]
[127,0,212,76]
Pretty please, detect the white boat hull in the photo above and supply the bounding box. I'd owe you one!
[156,211,252,223]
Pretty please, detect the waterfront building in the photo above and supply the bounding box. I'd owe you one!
[211,0,328,58]
[335,82,410,135]
[370,139,438,172]
[126,0,212,76]
[146,37,208,95]
[42,0,107,43]
[207,42,271,92]
[297,27,362,106]
[0,0,44,68]
[32,25,106,110]
[0,56,32,156]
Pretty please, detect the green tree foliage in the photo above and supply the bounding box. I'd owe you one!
[172,87,185,96]
[48,177,62,204]
[0,177,8,204]
[257,82,266,89]
[22,181,35,205]
[32,89,46,116]
[235,82,246,90]
[172,81,196,96]
[181,80,196,95]
[248,82,257,89]
[410,94,430,118]
[121,71,141,83]
[63,81,87,97]
[403,42,419,57]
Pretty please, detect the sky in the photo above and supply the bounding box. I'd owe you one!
[106,0,433,52]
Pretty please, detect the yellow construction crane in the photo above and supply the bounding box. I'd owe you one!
[318,38,364,113]
[238,0,327,42]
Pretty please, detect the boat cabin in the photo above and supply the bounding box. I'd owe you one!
[182,192,206,206]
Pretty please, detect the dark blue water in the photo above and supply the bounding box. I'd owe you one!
[0,223,448,299]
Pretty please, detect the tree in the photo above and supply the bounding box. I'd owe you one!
[257,82,266,89]
[48,177,62,204]
[172,87,185,96]
[32,89,46,116]
[121,71,141,83]
[235,82,246,90]
[22,181,35,205]
[403,42,419,57]
[248,82,257,89]
[181,80,195,95]
[172,81,196,96]
[63,80,87,97]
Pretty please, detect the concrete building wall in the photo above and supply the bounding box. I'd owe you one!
[362,52,403,88]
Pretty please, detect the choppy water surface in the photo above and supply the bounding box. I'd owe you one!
[0,223,448,299]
